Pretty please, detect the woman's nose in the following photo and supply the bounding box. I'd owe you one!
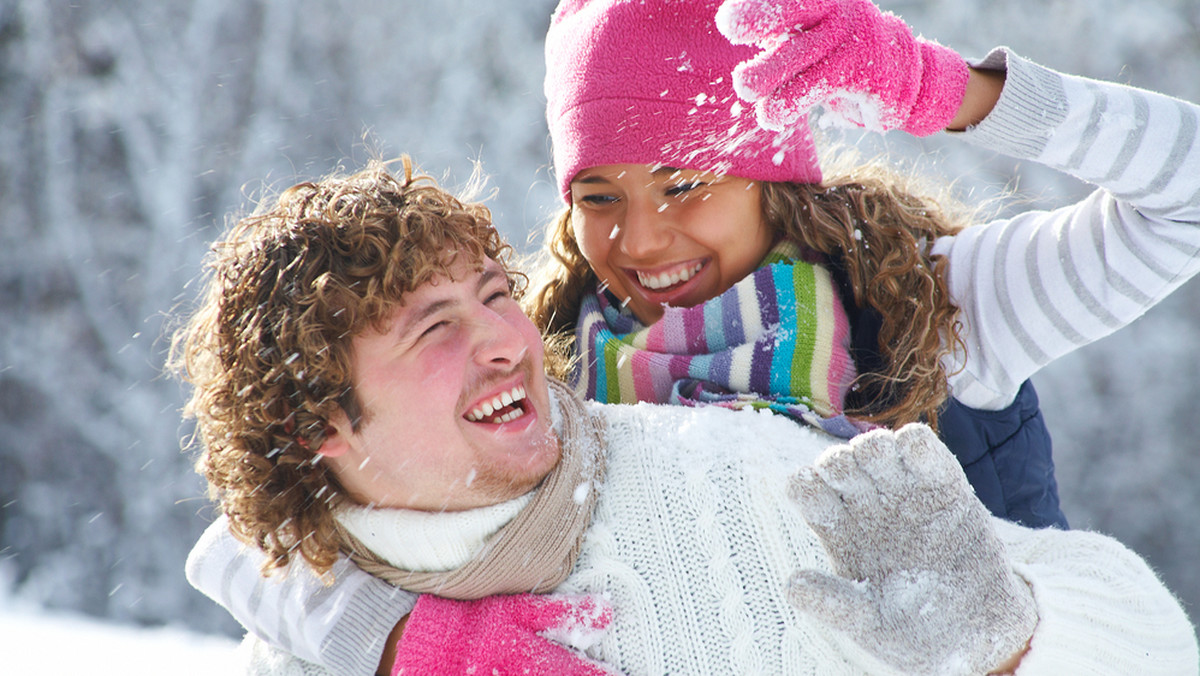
[616,199,674,260]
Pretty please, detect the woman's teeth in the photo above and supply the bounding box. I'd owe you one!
[465,386,528,423]
[636,263,703,291]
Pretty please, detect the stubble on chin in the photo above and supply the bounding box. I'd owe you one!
[473,422,561,503]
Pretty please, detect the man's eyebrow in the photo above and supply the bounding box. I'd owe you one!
[477,266,509,292]
[394,297,454,344]
[394,266,508,343]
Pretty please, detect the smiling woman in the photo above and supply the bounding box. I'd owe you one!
[524,0,1067,527]
[569,164,773,325]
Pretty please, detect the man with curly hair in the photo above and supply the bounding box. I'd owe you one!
[175,156,554,576]
[176,159,1196,676]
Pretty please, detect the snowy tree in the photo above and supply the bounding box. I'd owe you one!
[0,0,556,634]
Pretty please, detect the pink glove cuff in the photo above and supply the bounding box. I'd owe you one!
[392,594,614,676]
[903,40,970,136]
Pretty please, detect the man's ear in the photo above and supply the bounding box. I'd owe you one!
[315,408,353,458]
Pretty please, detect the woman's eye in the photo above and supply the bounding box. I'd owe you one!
[578,194,617,206]
[485,289,510,304]
[666,181,704,197]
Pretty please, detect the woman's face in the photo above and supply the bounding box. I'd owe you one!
[569,163,775,325]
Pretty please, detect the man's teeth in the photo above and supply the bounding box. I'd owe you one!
[466,386,527,423]
[637,263,703,291]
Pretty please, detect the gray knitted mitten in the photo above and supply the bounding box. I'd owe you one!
[788,423,1037,676]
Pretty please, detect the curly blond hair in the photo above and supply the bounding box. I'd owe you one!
[523,154,970,430]
[172,157,519,575]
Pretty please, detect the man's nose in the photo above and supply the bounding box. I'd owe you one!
[471,310,528,368]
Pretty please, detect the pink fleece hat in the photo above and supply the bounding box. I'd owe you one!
[545,0,824,202]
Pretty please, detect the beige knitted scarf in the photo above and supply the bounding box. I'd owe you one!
[335,379,606,599]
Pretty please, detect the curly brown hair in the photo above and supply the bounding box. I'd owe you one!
[522,153,971,430]
[171,157,519,575]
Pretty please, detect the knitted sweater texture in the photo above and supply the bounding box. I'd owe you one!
[553,402,1196,674]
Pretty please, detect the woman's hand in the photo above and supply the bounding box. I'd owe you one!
[716,0,970,135]
[391,593,616,676]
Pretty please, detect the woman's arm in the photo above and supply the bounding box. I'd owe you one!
[188,518,614,675]
[937,49,1200,409]
[186,516,414,676]
[378,617,408,675]
[948,67,1006,131]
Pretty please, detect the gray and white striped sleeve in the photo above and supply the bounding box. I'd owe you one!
[186,516,416,676]
[933,48,1200,410]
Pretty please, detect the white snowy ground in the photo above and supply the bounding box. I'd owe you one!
[0,602,241,675]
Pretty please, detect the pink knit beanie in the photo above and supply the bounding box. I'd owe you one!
[545,0,824,202]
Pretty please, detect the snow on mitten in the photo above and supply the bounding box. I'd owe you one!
[715,0,969,135]
[391,593,616,676]
[786,423,1037,675]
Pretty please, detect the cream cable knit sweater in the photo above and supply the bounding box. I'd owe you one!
[550,402,1197,674]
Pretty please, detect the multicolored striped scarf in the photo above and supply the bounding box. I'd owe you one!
[573,242,864,438]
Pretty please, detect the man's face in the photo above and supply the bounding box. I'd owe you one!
[321,256,560,511]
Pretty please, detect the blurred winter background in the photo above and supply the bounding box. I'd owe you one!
[1,0,1197,668]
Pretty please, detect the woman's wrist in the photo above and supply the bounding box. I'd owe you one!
[948,67,1007,130]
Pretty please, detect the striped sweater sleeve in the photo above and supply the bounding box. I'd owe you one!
[933,48,1200,409]
[185,516,416,676]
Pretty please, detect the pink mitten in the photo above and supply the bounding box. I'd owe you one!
[391,593,616,676]
[715,0,969,135]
